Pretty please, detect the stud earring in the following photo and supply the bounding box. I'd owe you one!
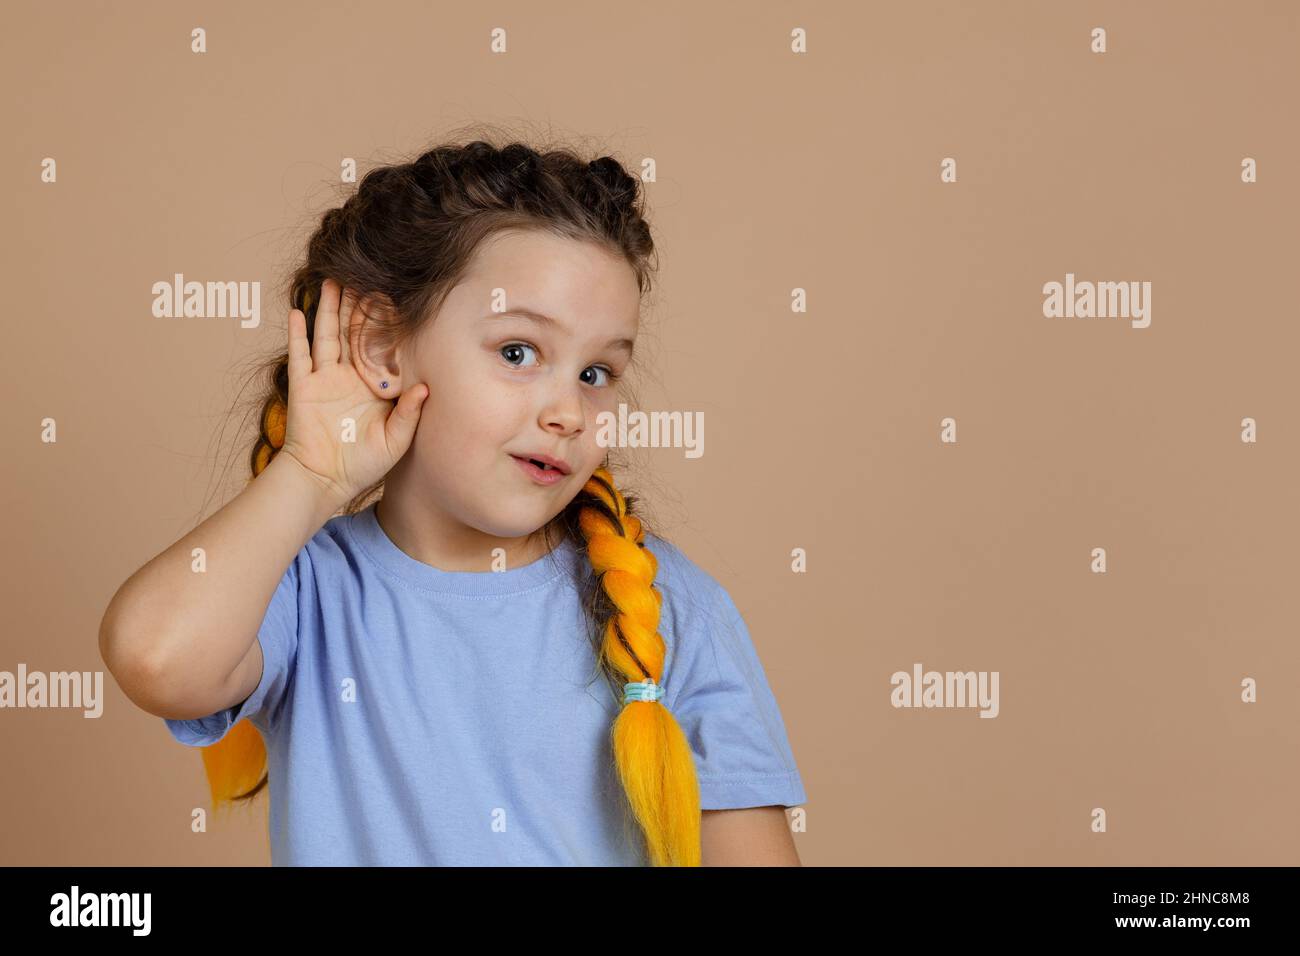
[380,381,389,389]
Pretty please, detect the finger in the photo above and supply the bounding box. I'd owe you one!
[384,384,429,456]
[287,308,312,391]
[337,288,355,368]
[311,279,342,370]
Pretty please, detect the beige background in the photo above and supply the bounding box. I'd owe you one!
[4,0,1298,865]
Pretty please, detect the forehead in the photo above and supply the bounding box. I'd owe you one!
[457,228,641,332]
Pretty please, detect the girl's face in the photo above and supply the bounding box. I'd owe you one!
[368,228,641,550]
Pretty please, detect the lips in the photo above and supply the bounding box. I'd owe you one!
[511,452,571,475]
[511,455,569,485]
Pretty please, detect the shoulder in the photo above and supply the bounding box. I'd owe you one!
[640,533,770,717]
[641,532,736,637]
[315,509,356,554]
[643,532,724,597]
[282,509,363,583]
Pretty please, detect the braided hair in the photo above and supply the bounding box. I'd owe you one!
[201,131,701,866]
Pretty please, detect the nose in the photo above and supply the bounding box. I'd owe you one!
[538,376,586,437]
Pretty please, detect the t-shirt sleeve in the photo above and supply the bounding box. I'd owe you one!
[663,582,808,810]
[162,553,302,747]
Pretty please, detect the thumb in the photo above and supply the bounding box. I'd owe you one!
[384,384,428,452]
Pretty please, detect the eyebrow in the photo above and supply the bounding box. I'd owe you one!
[485,308,635,355]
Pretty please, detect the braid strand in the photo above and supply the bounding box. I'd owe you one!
[579,466,702,866]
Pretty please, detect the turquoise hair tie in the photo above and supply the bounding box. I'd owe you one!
[622,680,665,705]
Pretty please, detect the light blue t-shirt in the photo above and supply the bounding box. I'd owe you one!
[164,500,807,865]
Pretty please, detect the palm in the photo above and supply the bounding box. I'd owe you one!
[285,364,392,493]
[278,280,426,502]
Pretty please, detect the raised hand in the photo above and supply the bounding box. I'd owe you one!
[279,279,428,504]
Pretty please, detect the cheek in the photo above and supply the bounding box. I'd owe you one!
[416,363,520,458]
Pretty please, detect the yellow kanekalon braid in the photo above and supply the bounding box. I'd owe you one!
[579,466,702,867]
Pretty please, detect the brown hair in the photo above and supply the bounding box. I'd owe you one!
[201,127,702,865]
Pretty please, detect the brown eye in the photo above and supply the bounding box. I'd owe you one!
[500,343,538,367]
[581,366,614,387]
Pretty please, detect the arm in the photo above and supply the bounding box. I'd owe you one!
[700,807,802,866]
[102,279,426,723]
[98,452,342,720]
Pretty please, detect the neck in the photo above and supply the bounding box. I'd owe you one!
[375,454,557,572]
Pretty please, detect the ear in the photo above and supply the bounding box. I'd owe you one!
[349,292,407,398]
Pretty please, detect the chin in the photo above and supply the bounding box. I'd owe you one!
[473,507,556,541]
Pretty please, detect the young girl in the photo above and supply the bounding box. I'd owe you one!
[100,137,806,866]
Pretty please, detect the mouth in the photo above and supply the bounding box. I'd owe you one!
[510,454,570,485]
[509,451,571,475]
